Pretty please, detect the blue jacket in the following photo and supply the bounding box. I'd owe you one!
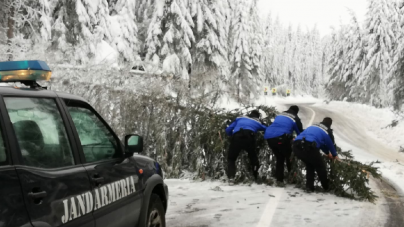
[264,112,301,139]
[295,123,337,157]
[225,116,267,136]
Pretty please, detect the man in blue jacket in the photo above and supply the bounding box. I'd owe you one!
[293,117,339,192]
[226,110,267,184]
[265,105,303,185]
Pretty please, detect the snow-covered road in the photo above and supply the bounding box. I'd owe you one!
[298,104,404,163]
[165,97,404,227]
[165,179,389,227]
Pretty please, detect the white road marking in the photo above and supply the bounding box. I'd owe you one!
[303,106,316,126]
[254,104,315,227]
[255,188,284,227]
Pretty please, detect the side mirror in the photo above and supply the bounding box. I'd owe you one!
[125,134,143,154]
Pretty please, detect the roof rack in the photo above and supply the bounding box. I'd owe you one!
[0,60,52,89]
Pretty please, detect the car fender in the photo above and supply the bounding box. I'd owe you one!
[137,174,166,227]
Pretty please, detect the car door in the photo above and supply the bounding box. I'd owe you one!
[0,105,31,227]
[63,99,142,227]
[2,96,95,227]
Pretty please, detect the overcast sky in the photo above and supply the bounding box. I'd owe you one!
[257,0,368,36]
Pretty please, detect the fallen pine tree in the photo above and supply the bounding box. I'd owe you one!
[287,148,382,203]
[55,76,382,203]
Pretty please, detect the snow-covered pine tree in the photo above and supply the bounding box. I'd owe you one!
[189,0,228,77]
[326,12,368,103]
[363,0,397,107]
[16,0,53,61]
[17,0,51,42]
[307,26,322,95]
[51,0,82,63]
[248,0,263,85]
[262,12,274,84]
[76,0,112,64]
[108,0,139,65]
[293,25,318,94]
[317,34,332,98]
[134,0,154,58]
[284,24,294,92]
[327,25,350,100]
[0,0,50,61]
[300,28,312,92]
[390,0,404,110]
[229,0,257,102]
[145,0,195,79]
[343,10,368,102]
[321,34,332,82]
[0,0,13,60]
[268,16,283,89]
[51,0,111,65]
[226,0,237,63]
[292,25,303,91]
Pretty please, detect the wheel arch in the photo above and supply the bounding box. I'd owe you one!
[137,174,167,227]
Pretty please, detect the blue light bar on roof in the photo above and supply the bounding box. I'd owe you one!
[0,60,52,82]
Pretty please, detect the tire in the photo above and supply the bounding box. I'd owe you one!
[146,194,166,227]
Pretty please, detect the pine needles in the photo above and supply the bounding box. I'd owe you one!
[287,149,382,203]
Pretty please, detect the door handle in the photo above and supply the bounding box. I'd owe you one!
[92,176,104,185]
[28,191,47,199]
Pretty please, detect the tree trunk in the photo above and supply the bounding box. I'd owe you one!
[237,73,240,103]
[7,6,14,61]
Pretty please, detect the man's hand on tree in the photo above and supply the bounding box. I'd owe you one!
[327,153,333,160]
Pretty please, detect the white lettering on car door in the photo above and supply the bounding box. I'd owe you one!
[76,194,86,217]
[107,184,116,203]
[61,199,69,223]
[60,176,138,224]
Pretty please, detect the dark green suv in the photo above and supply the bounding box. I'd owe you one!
[0,60,168,227]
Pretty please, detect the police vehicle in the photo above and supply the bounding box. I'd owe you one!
[0,61,168,227]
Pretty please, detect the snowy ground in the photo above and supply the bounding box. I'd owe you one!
[165,95,404,227]
[166,179,388,227]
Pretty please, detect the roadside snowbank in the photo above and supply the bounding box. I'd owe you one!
[335,134,404,196]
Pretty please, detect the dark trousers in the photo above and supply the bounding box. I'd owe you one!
[292,141,329,190]
[227,130,259,179]
[267,136,292,182]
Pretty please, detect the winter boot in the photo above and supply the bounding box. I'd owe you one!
[255,176,263,185]
[304,187,315,193]
[276,181,286,187]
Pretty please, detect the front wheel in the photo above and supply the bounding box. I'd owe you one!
[147,194,166,227]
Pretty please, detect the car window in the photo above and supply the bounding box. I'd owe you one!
[65,104,120,163]
[4,97,74,168]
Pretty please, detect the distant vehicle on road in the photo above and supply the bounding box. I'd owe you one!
[130,61,163,76]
